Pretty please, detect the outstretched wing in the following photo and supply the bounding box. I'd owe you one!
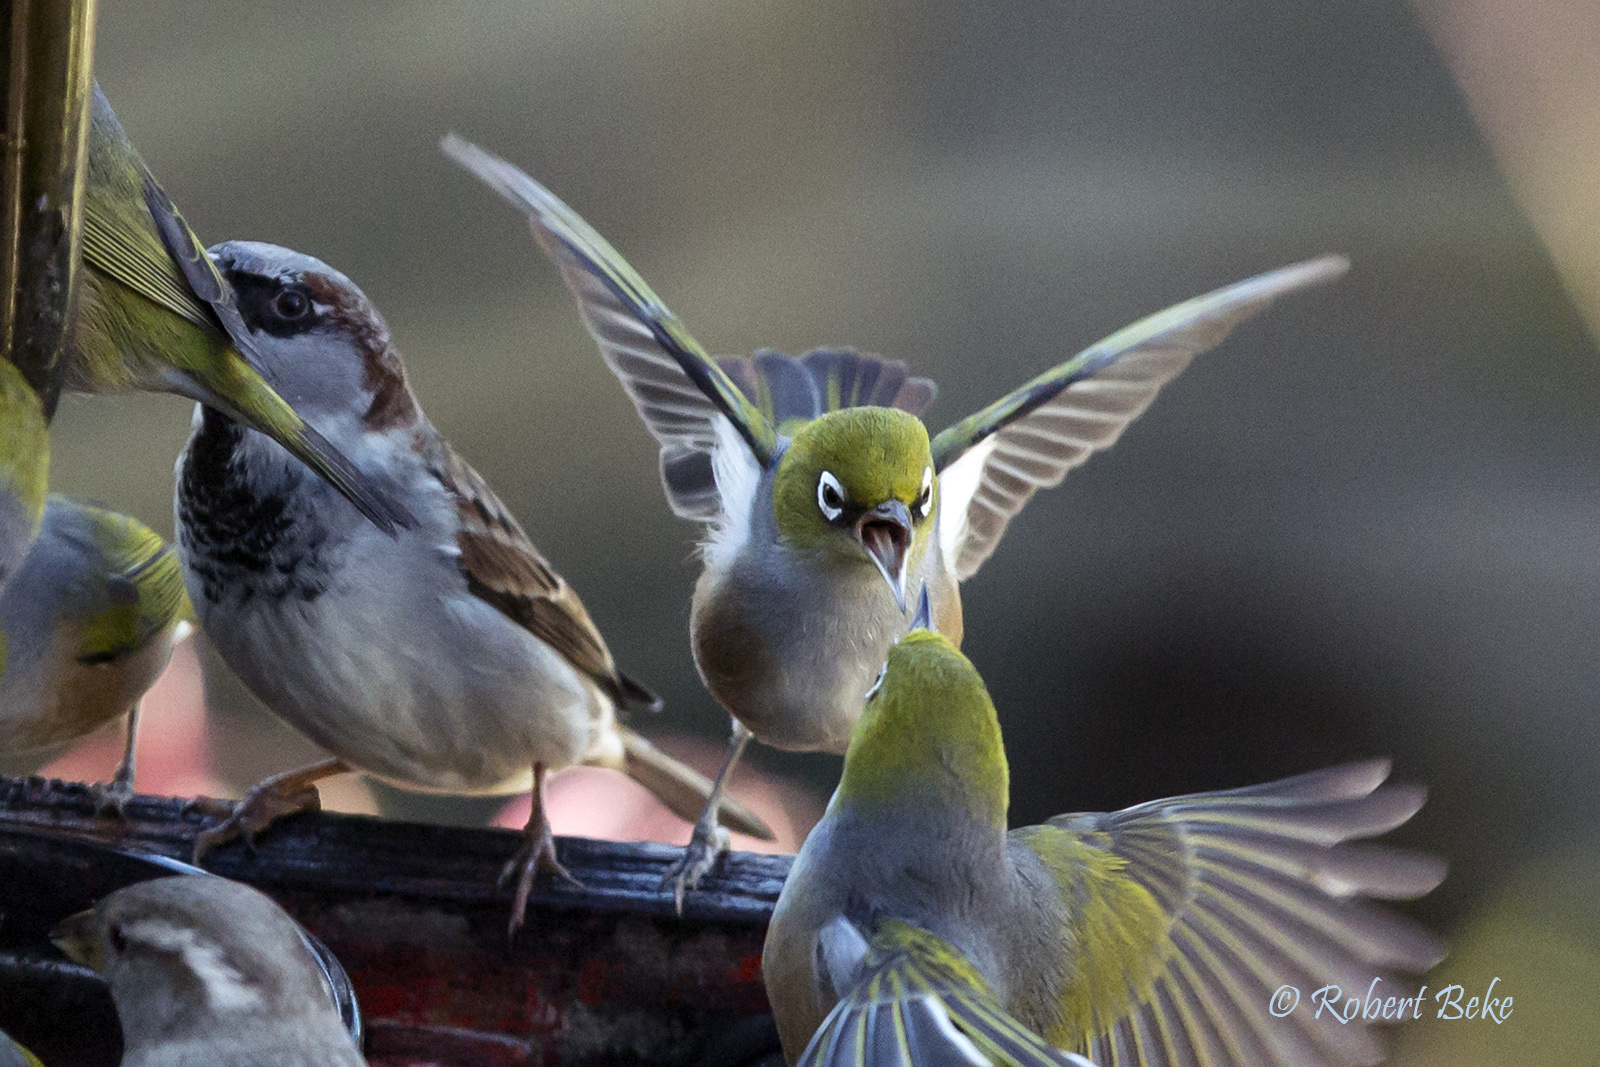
[802,919,1095,1067]
[933,256,1348,581]
[442,136,779,520]
[426,439,658,710]
[1012,760,1445,1067]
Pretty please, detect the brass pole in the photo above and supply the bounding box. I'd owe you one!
[1,0,97,419]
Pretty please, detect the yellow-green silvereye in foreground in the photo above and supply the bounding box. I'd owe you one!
[71,84,411,534]
[443,136,1351,898]
[51,875,368,1067]
[0,494,191,809]
[765,620,1447,1067]
[0,361,49,593]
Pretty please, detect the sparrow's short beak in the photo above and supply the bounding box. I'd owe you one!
[855,499,912,611]
[50,909,106,973]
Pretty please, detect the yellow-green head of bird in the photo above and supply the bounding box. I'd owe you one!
[836,630,1007,828]
[772,407,935,608]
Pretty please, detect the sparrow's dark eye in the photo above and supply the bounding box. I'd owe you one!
[817,471,846,522]
[270,289,311,320]
[108,923,128,955]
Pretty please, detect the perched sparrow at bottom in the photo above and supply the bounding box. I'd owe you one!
[51,875,366,1067]
[175,241,769,934]
[0,494,191,810]
[0,360,48,594]
[765,620,1446,1067]
[446,134,1351,903]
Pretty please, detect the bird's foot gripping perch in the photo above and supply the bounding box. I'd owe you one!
[660,720,753,914]
[662,807,733,914]
[501,763,584,941]
[86,775,136,819]
[87,703,143,818]
[189,758,350,862]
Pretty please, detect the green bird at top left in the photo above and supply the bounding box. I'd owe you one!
[66,84,413,535]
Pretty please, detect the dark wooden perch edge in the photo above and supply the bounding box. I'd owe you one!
[0,776,794,1066]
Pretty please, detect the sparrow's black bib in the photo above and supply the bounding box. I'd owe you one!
[177,407,333,606]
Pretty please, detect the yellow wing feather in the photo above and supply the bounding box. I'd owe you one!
[1014,761,1445,1067]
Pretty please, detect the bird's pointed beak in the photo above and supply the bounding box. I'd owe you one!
[50,909,106,973]
[909,585,933,633]
[855,499,912,611]
[164,361,415,537]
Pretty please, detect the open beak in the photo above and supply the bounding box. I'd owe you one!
[855,499,912,611]
[166,362,415,537]
[50,909,106,973]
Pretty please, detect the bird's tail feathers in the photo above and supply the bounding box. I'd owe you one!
[618,727,774,841]
[614,670,664,712]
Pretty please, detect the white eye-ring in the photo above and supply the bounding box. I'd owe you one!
[913,466,933,520]
[817,471,846,521]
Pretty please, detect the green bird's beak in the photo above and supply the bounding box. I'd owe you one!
[856,499,912,611]
[49,909,105,973]
[163,357,414,537]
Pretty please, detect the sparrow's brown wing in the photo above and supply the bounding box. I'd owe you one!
[428,439,657,709]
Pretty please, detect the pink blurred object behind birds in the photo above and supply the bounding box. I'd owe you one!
[494,736,823,854]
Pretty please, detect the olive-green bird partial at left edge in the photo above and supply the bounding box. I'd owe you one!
[800,919,1095,1067]
[440,136,780,508]
[73,85,414,536]
[0,361,49,571]
[932,256,1349,582]
[1014,760,1446,1067]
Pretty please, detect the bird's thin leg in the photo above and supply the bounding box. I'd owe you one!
[89,702,143,817]
[501,762,583,941]
[190,757,350,863]
[663,719,752,914]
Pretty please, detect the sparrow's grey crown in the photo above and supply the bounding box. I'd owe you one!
[202,240,406,427]
[209,240,360,297]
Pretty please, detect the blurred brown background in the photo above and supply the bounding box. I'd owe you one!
[33,1,1600,1060]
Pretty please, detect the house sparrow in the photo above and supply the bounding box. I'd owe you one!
[175,241,769,935]
[72,84,410,535]
[444,135,1350,901]
[50,875,367,1067]
[765,616,1446,1066]
[0,494,191,811]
